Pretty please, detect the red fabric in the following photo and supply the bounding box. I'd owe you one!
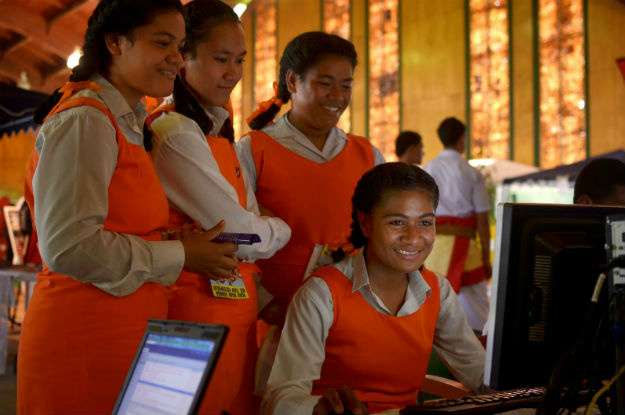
[435,215,485,292]
[146,106,258,414]
[311,266,441,414]
[18,83,170,415]
[436,215,477,228]
[249,131,375,300]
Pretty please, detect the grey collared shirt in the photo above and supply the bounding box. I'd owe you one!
[262,249,486,414]
[32,74,184,297]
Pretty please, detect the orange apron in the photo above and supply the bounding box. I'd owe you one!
[311,265,441,414]
[249,130,375,301]
[146,107,259,414]
[18,82,171,414]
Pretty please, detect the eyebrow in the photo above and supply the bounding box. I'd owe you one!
[214,50,248,56]
[316,74,354,82]
[383,213,435,219]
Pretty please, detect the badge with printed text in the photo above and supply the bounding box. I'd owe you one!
[210,278,249,299]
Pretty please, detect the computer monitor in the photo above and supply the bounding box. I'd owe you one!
[485,203,625,390]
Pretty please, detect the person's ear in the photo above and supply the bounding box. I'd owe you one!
[104,33,123,56]
[357,211,372,238]
[286,69,298,95]
[575,194,593,205]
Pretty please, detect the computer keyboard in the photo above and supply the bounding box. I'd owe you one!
[400,386,546,415]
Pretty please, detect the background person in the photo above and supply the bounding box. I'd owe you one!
[422,117,491,332]
[573,158,625,206]
[395,130,424,165]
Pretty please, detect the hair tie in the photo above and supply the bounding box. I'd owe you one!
[245,81,284,125]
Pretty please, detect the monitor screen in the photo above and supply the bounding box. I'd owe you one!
[485,203,625,390]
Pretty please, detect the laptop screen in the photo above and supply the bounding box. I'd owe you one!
[113,320,227,415]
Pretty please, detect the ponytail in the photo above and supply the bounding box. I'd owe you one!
[247,82,288,130]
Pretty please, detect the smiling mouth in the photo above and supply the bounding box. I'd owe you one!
[393,248,421,256]
[159,69,177,79]
[321,105,342,113]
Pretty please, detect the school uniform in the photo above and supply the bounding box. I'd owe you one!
[262,249,486,414]
[147,98,290,414]
[236,114,385,304]
[423,149,491,331]
[18,75,184,414]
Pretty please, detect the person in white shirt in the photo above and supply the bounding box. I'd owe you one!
[263,163,486,415]
[423,117,491,332]
[144,1,291,413]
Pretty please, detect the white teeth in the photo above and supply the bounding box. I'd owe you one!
[395,249,419,255]
[322,105,340,112]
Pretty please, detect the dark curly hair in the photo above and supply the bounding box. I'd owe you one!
[348,162,439,249]
[34,0,183,124]
[247,31,357,130]
[574,158,625,204]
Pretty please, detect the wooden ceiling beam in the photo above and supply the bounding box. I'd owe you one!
[0,3,88,62]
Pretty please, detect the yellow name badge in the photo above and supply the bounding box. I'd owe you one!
[210,278,249,299]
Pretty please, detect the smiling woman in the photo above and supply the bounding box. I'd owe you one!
[17,1,242,414]
[143,1,292,413]
[263,163,488,415]
[236,32,386,337]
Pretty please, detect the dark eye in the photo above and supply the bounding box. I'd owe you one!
[390,220,404,226]
[420,220,433,227]
[236,57,246,65]
[341,84,352,91]
[154,40,169,48]
[215,57,228,63]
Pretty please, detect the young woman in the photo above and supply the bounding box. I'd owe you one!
[237,31,385,327]
[144,1,291,413]
[17,1,239,413]
[263,163,487,415]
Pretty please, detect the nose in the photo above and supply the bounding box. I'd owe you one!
[167,44,184,68]
[225,60,242,82]
[402,224,425,247]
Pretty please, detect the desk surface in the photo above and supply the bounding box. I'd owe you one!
[0,265,40,281]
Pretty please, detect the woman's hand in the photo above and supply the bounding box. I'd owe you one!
[180,220,239,282]
[313,385,369,415]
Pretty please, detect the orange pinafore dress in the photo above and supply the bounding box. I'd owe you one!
[248,130,375,301]
[146,106,259,414]
[18,81,171,414]
[312,265,441,414]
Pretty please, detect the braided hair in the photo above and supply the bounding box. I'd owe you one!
[172,0,240,141]
[349,162,439,249]
[34,0,183,124]
[247,31,357,130]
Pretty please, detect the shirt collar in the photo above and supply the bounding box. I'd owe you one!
[440,148,463,158]
[350,248,433,302]
[90,74,147,132]
[204,106,230,136]
[276,113,349,146]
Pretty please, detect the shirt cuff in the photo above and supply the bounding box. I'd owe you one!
[150,240,185,286]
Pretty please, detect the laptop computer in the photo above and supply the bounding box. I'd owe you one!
[112,319,228,415]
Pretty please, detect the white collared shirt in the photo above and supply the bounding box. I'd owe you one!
[149,96,291,260]
[32,74,184,297]
[262,249,486,414]
[423,149,491,218]
[236,114,386,190]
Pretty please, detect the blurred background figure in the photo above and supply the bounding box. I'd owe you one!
[574,158,625,206]
[395,130,424,165]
